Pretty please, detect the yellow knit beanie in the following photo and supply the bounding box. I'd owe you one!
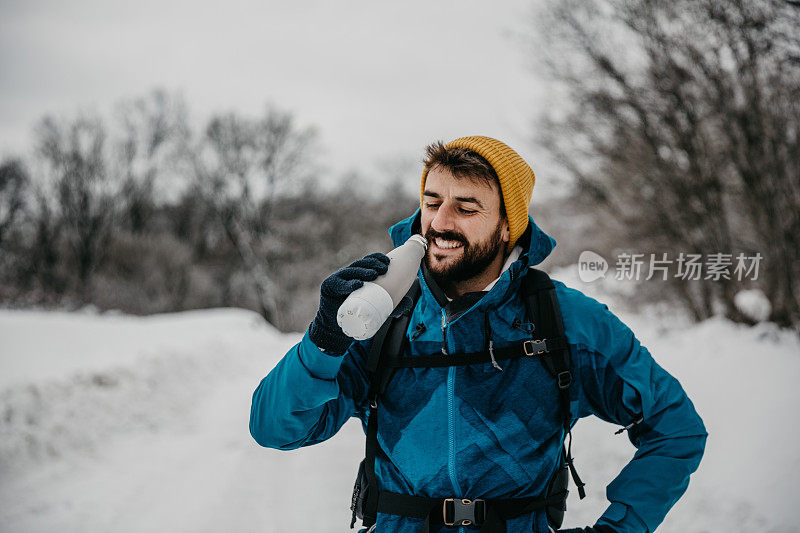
[420,136,535,254]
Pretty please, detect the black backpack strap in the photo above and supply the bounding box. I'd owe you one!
[359,278,422,528]
[522,268,586,499]
[375,489,567,533]
[361,398,380,527]
[372,279,421,395]
[388,339,565,368]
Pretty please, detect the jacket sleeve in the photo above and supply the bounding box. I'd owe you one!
[249,330,370,449]
[559,285,708,533]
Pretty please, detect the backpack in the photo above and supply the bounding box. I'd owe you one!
[350,268,585,533]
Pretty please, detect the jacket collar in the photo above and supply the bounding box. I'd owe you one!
[388,208,557,314]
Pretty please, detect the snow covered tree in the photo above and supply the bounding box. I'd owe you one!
[535,0,800,327]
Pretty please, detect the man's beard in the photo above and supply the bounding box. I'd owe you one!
[425,219,505,286]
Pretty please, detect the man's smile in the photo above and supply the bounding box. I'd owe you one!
[431,237,464,252]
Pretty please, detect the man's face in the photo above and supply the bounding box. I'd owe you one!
[420,166,509,284]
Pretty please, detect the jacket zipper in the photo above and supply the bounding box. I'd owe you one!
[442,308,465,533]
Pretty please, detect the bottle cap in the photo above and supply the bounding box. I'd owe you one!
[337,282,394,340]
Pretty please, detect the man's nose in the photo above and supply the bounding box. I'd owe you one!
[430,203,456,232]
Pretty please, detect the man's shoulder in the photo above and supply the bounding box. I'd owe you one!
[549,276,635,358]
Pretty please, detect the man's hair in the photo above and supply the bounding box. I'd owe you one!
[423,141,506,217]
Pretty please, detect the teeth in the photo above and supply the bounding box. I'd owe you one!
[435,237,462,249]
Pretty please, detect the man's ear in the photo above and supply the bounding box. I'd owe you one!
[502,219,510,243]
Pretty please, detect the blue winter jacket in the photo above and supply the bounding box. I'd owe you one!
[250,210,707,533]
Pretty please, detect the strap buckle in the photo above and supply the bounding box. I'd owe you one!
[523,339,548,356]
[556,370,572,389]
[443,498,485,527]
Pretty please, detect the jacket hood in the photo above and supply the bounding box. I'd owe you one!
[388,208,556,271]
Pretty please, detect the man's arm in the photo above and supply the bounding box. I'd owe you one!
[249,252,390,449]
[557,284,708,533]
[249,331,370,449]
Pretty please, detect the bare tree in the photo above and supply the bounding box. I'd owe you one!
[193,107,317,324]
[0,91,417,327]
[113,89,190,233]
[535,0,800,327]
[35,114,116,297]
[0,159,28,247]
[24,189,67,296]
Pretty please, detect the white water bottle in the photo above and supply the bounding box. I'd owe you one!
[337,234,428,340]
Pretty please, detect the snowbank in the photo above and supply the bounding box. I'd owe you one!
[0,308,293,474]
[0,308,281,389]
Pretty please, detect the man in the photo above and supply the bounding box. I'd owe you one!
[250,136,707,533]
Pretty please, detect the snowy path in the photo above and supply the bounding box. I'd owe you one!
[1,307,799,532]
[1,375,362,533]
[0,309,366,532]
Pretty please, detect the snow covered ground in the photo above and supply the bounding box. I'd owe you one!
[1,281,799,532]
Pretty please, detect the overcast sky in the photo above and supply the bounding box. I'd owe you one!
[0,0,563,196]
